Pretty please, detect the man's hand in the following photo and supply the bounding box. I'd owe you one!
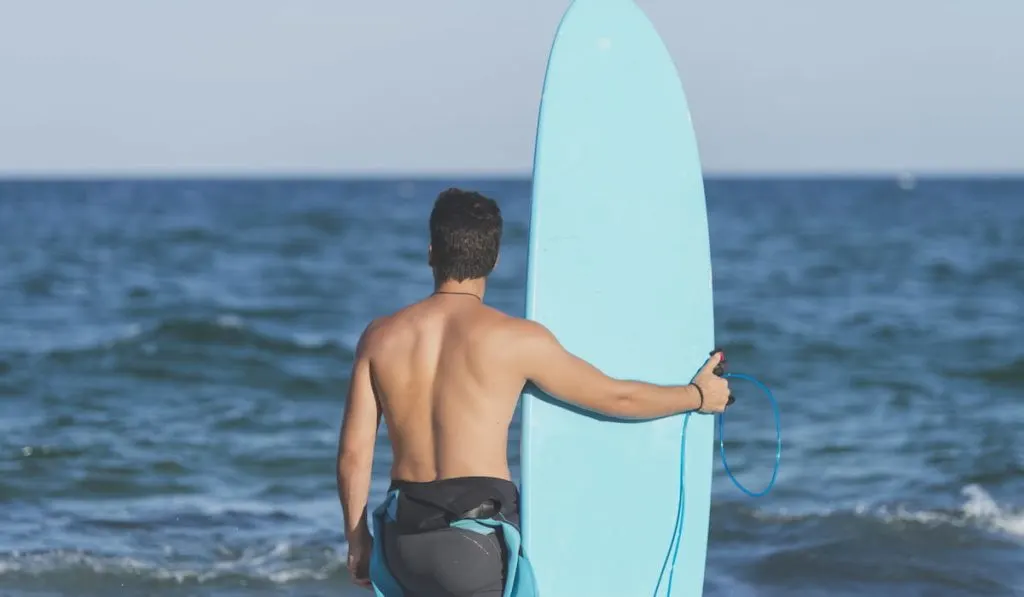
[346,531,373,590]
[692,352,731,414]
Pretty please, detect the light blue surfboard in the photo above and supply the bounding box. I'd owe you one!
[520,0,715,595]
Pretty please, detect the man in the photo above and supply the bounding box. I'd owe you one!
[336,188,732,596]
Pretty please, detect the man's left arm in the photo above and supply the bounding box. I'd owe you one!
[336,325,382,551]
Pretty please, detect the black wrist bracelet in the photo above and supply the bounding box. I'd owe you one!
[690,382,704,412]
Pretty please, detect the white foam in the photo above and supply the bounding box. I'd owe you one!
[961,484,1024,538]
[216,314,244,329]
[292,333,328,349]
[0,543,344,585]
[751,485,1024,541]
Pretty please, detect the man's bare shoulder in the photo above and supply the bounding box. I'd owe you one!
[353,308,407,356]
[480,309,555,351]
[353,316,385,356]
[353,298,439,354]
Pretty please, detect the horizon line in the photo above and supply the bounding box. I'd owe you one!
[2,168,1024,182]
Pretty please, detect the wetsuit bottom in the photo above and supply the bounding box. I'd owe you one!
[378,476,520,597]
[383,523,506,597]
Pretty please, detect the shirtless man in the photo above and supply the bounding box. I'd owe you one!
[336,188,732,596]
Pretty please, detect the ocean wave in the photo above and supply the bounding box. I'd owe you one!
[0,540,345,587]
[3,488,1016,591]
[12,444,89,460]
[945,357,1024,386]
[745,485,1024,540]
[724,485,1024,595]
[37,315,350,364]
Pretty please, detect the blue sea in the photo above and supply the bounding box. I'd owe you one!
[0,178,1021,597]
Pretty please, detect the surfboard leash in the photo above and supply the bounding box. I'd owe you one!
[654,349,782,596]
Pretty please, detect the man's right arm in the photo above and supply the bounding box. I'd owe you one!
[512,320,725,419]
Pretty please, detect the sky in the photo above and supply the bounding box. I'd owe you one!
[1,0,1022,177]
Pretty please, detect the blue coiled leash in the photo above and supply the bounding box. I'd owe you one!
[717,373,782,498]
[653,351,782,596]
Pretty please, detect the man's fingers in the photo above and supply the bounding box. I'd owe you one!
[702,351,723,373]
[350,571,372,588]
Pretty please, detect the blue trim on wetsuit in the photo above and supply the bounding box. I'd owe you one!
[369,488,539,597]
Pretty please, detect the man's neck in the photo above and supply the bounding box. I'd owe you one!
[433,278,486,300]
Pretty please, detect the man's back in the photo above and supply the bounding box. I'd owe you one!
[364,293,522,483]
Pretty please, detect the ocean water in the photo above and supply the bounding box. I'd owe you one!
[0,178,1021,597]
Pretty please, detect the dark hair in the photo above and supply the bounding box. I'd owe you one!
[429,188,502,282]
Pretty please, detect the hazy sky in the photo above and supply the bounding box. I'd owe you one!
[1,1,1022,176]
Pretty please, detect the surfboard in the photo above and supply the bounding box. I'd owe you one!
[520,0,715,595]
